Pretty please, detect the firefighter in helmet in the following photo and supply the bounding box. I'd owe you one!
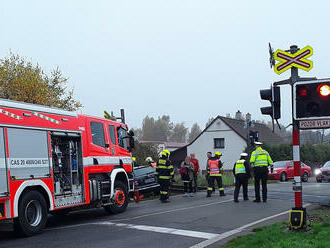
[156,149,174,203]
[145,156,156,169]
[207,151,225,197]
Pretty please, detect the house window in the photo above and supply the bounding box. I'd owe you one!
[214,138,225,149]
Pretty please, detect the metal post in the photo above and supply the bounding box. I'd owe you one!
[290,45,303,208]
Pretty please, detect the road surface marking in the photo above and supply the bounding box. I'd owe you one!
[48,221,218,239]
[189,203,311,248]
[97,221,219,239]
[47,198,234,231]
[111,198,234,222]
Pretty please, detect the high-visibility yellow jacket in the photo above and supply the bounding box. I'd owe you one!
[250,147,273,167]
[234,159,246,174]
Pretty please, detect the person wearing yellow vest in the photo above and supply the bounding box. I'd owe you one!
[250,141,274,203]
[156,149,174,203]
[233,153,251,202]
[207,151,225,197]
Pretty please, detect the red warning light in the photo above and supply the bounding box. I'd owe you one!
[318,84,330,97]
[298,87,308,97]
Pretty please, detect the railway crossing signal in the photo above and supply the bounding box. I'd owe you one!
[274,45,313,75]
[294,80,330,120]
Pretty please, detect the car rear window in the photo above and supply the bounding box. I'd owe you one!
[273,161,287,168]
[134,166,154,177]
[323,161,330,168]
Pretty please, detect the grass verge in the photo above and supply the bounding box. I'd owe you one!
[219,205,330,248]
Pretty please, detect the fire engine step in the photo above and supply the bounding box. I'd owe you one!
[55,194,83,207]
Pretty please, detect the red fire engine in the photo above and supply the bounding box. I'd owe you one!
[0,98,135,236]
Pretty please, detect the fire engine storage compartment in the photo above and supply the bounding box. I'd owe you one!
[7,128,51,180]
[51,132,84,207]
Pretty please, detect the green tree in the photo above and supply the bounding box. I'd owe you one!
[188,123,202,143]
[154,115,172,141]
[169,122,188,143]
[141,115,173,141]
[132,141,159,165]
[141,116,156,141]
[0,53,81,110]
[254,143,330,168]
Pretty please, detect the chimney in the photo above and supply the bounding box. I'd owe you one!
[235,110,242,120]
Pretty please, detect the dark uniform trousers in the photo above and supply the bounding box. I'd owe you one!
[207,176,224,196]
[254,167,268,201]
[192,172,198,193]
[159,179,170,201]
[234,174,249,201]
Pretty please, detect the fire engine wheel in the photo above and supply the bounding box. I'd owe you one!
[14,190,48,237]
[104,181,128,214]
[280,172,287,182]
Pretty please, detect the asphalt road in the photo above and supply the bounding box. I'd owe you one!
[0,179,329,248]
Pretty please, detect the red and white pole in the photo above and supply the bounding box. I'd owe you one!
[292,128,302,208]
[289,45,306,229]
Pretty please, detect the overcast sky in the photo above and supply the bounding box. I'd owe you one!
[1,1,329,129]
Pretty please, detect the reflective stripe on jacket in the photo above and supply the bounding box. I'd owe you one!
[208,159,220,176]
[156,157,174,180]
[250,147,273,167]
[235,159,246,174]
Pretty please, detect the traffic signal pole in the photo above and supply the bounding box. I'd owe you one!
[269,44,317,229]
[289,46,306,229]
[289,46,303,208]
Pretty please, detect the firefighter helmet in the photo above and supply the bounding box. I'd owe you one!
[215,151,222,156]
[145,157,154,163]
[161,149,170,157]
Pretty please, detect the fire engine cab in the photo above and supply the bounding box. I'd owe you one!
[0,98,135,236]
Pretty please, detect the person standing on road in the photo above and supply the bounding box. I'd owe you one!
[180,156,194,197]
[156,149,174,203]
[207,151,225,197]
[233,153,250,202]
[190,153,200,193]
[205,152,212,184]
[250,142,274,203]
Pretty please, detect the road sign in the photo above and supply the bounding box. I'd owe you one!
[274,46,313,75]
[299,119,330,129]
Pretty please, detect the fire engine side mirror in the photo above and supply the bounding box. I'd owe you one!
[105,143,110,148]
[128,136,135,152]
